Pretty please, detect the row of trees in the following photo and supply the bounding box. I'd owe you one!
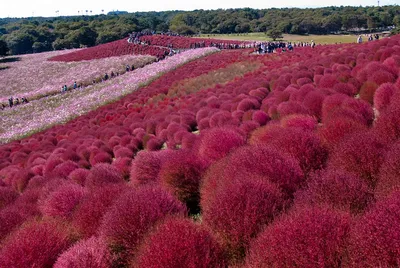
[0,6,399,55]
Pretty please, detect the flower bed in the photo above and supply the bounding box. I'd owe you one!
[0,52,155,104]
[48,39,170,62]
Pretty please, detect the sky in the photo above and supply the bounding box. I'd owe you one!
[1,0,399,18]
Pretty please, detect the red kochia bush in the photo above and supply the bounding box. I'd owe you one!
[245,207,350,268]
[328,131,386,187]
[68,168,90,186]
[99,186,186,265]
[376,141,400,199]
[54,237,111,268]
[159,150,204,213]
[250,125,328,174]
[196,127,246,163]
[295,169,372,214]
[134,218,227,268]
[347,191,400,267]
[223,145,304,196]
[40,183,86,219]
[130,150,166,186]
[0,187,19,209]
[202,176,285,262]
[281,114,318,131]
[72,184,128,238]
[0,220,75,268]
[373,83,396,113]
[374,105,400,145]
[85,163,124,188]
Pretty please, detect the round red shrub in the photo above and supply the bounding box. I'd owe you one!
[250,126,328,174]
[252,110,270,125]
[374,83,396,113]
[85,163,124,188]
[50,160,79,179]
[196,127,246,163]
[0,205,28,242]
[359,81,379,104]
[159,151,205,213]
[99,186,186,266]
[276,101,310,118]
[223,145,304,196]
[0,187,19,210]
[281,114,318,131]
[72,184,128,238]
[328,131,386,187]
[245,207,350,268]
[374,105,400,145]
[40,183,86,219]
[130,150,166,186]
[0,220,75,268]
[376,141,400,199]
[370,69,396,85]
[134,218,226,268]
[89,152,113,166]
[202,176,285,262]
[295,169,372,214]
[68,168,90,186]
[112,157,132,180]
[347,191,400,267]
[54,237,111,268]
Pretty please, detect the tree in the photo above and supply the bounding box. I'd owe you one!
[267,28,283,41]
[0,40,8,56]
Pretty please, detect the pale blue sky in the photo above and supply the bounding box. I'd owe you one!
[1,0,399,18]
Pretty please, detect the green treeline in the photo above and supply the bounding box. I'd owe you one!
[0,6,399,55]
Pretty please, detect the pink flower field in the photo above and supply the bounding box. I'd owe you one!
[0,51,156,103]
[1,34,400,267]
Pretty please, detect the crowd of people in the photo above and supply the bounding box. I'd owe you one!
[2,96,29,110]
[357,33,380,43]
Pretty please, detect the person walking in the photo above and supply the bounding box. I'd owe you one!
[357,35,363,44]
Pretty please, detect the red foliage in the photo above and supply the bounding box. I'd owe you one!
[328,131,386,187]
[376,141,400,199]
[359,81,379,104]
[281,114,318,131]
[222,145,304,196]
[347,191,400,267]
[39,183,86,219]
[196,127,246,163]
[134,218,227,268]
[49,39,168,62]
[295,169,372,214]
[130,150,166,186]
[72,184,128,238]
[99,186,186,265]
[0,220,75,268]
[0,187,19,210]
[158,150,205,213]
[245,207,350,268]
[54,237,111,268]
[85,163,124,188]
[202,175,285,262]
[373,83,396,113]
[250,125,328,174]
[68,168,90,186]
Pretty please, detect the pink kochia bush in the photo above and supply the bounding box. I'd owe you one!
[244,207,350,268]
[295,169,372,214]
[250,125,328,175]
[85,163,124,188]
[196,127,246,163]
[72,184,128,238]
[134,218,227,268]
[202,175,285,262]
[40,183,86,219]
[158,150,205,213]
[0,220,75,268]
[99,185,187,265]
[328,131,386,187]
[347,191,400,267]
[223,145,304,196]
[54,237,111,268]
[130,150,166,186]
[376,141,400,199]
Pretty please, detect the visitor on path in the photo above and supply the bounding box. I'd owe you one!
[14,98,19,105]
[357,35,363,43]
[73,81,77,89]
[131,65,135,71]
[126,65,130,72]
[104,73,109,81]
[311,40,315,48]
[21,97,28,104]
[8,97,13,108]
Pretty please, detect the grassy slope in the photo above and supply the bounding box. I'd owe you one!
[198,33,362,44]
